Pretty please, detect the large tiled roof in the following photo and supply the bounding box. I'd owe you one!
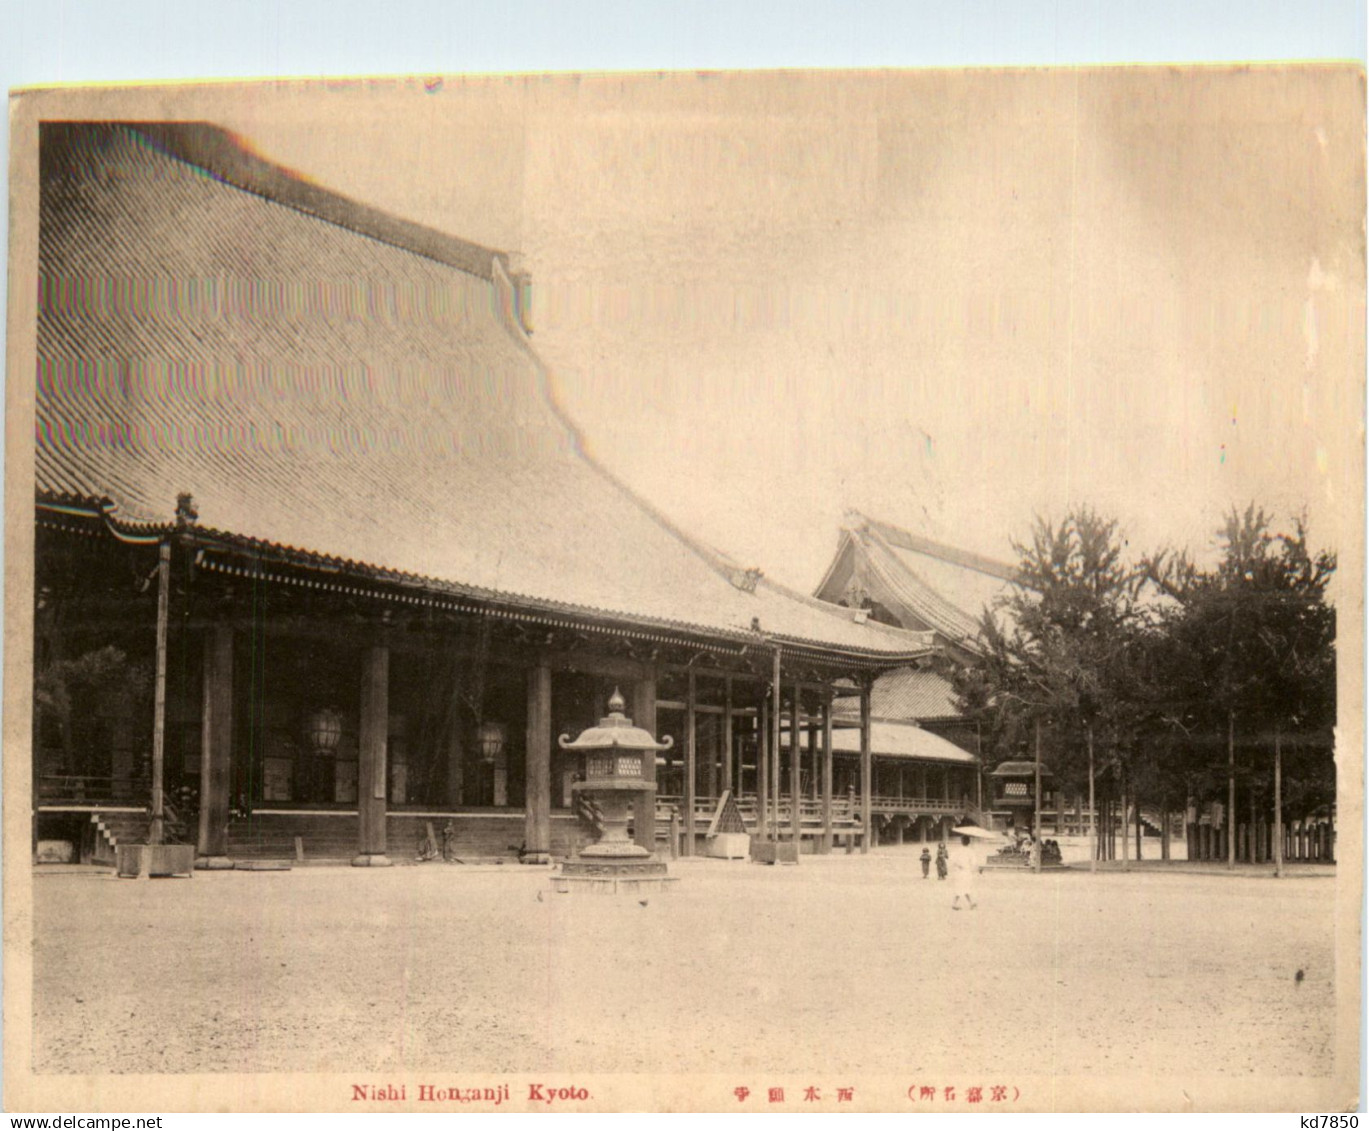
[35,123,935,659]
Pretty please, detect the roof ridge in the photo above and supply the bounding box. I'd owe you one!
[850,509,1021,583]
[117,123,509,282]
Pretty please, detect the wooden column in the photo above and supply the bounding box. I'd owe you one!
[149,541,171,845]
[523,662,552,865]
[722,678,734,797]
[757,686,770,841]
[770,648,783,842]
[195,624,234,868]
[354,644,391,866]
[820,696,834,854]
[445,667,467,807]
[684,669,698,856]
[859,679,872,854]
[701,717,718,806]
[807,718,819,800]
[789,689,801,843]
[632,666,658,852]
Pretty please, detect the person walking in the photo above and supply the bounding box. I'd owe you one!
[920,846,932,878]
[950,842,979,910]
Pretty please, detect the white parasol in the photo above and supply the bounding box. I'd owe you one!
[952,824,1007,840]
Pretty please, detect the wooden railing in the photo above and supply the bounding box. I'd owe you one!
[657,795,861,833]
[866,794,974,817]
[37,775,151,804]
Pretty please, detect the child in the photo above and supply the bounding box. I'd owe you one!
[920,846,932,878]
[935,843,948,880]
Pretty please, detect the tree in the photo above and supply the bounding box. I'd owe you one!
[1145,505,1336,869]
[953,508,1143,869]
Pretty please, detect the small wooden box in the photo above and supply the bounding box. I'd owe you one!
[750,839,799,865]
[707,832,751,859]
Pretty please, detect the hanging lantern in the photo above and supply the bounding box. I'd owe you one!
[477,721,507,764]
[307,707,344,757]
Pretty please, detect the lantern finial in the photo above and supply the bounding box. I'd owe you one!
[607,686,626,715]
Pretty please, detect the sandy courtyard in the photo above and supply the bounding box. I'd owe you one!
[32,848,1339,1083]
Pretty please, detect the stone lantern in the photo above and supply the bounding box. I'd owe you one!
[553,688,677,893]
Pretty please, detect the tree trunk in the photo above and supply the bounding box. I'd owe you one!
[1135,789,1143,861]
[1273,725,1283,878]
[1226,708,1235,870]
[1087,726,1097,873]
[1120,770,1130,872]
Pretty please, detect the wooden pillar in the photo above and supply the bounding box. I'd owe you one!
[632,667,657,852]
[195,624,234,868]
[684,669,698,856]
[757,685,770,841]
[149,541,171,845]
[354,643,391,866]
[859,679,872,854]
[808,718,820,801]
[771,649,783,841]
[522,661,552,865]
[445,667,467,807]
[722,678,734,798]
[702,711,718,804]
[820,695,834,854]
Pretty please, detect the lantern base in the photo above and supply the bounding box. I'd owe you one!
[552,861,677,896]
[579,840,652,859]
[561,858,668,877]
[551,876,678,895]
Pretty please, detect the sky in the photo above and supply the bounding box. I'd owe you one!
[179,67,1364,592]
[3,6,1364,599]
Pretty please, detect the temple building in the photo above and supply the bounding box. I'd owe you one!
[31,122,937,868]
[813,513,1021,839]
